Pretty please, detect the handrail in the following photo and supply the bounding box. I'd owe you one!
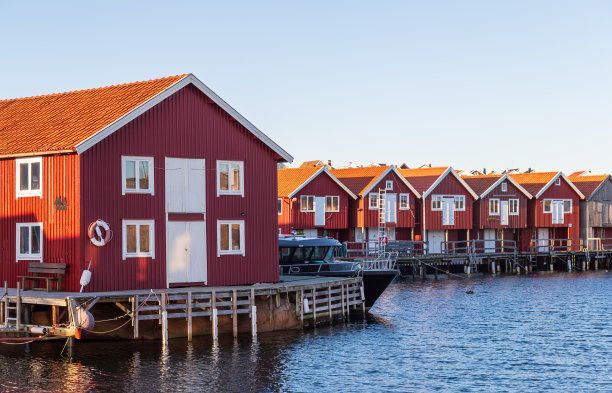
[529,238,583,253]
[440,239,517,255]
[584,237,612,251]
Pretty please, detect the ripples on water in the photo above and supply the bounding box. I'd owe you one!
[2,272,612,392]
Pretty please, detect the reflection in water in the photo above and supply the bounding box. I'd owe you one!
[2,273,612,391]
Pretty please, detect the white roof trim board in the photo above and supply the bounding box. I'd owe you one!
[536,172,585,199]
[422,167,479,200]
[75,74,293,162]
[288,167,358,200]
[479,174,533,199]
[361,166,422,199]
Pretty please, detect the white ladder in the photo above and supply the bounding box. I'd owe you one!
[377,188,387,257]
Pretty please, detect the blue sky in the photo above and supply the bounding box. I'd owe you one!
[1,1,611,173]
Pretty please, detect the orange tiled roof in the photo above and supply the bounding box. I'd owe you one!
[462,174,503,196]
[0,74,188,156]
[509,172,558,196]
[399,167,449,194]
[568,175,609,198]
[277,166,322,197]
[329,166,389,195]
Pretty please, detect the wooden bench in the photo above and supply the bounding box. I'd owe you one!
[18,262,67,291]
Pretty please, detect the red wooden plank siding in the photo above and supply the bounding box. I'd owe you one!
[279,173,350,231]
[424,174,473,230]
[0,154,81,291]
[475,183,529,230]
[80,85,279,292]
[362,171,417,228]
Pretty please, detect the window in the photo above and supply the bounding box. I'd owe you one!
[122,156,154,195]
[509,199,519,215]
[431,195,442,210]
[543,200,552,213]
[555,178,561,186]
[489,198,500,215]
[564,200,572,213]
[369,193,379,209]
[386,181,393,190]
[454,195,466,211]
[122,220,155,259]
[399,194,410,210]
[217,220,245,256]
[300,195,314,212]
[16,223,42,261]
[16,157,42,198]
[326,196,339,212]
[501,182,507,192]
[217,161,244,196]
[278,198,283,215]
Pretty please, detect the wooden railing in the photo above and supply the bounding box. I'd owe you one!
[529,238,583,253]
[440,239,518,255]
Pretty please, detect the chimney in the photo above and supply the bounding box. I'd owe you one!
[327,160,332,168]
[483,168,487,175]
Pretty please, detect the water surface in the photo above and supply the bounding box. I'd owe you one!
[2,272,612,392]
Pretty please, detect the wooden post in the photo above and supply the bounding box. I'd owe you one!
[187,292,192,342]
[232,289,238,338]
[16,282,21,331]
[211,290,216,320]
[161,293,168,344]
[360,284,366,317]
[327,286,332,323]
[250,288,255,318]
[251,306,257,337]
[0,281,5,326]
[133,295,139,339]
[346,284,351,322]
[299,289,304,323]
[212,308,218,340]
[340,284,345,320]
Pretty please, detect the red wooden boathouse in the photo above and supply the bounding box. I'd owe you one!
[0,74,292,292]
[329,166,421,246]
[567,173,612,249]
[462,174,533,252]
[399,167,478,254]
[277,166,357,240]
[509,172,584,252]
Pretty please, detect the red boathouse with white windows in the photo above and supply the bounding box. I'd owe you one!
[330,166,421,246]
[462,174,533,252]
[0,74,292,292]
[509,172,584,252]
[277,166,357,240]
[399,167,478,254]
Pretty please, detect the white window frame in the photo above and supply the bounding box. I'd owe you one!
[431,195,442,211]
[15,157,43,198]
[300,195,315,212]
[509,199,519,215]
[278,198,283,215]
[555,178,561,186]
[217,220,245,256]
[121,156,154,195]
[489,198,500,215]
[369,193,379,210]
[454,195,466,211]
[399,194,410,210]
[501,182,507,192]
[325,195,340,212]
[543,199,552,213]
[563,199,572,213]
[216,160,244,197]
[385,180,393,190]
[16,222,43,261]
[122,220,155,260]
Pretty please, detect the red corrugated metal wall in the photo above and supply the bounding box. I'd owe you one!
[475,182,529,229]
[362,172,417,228]
[423,174,474,230]
[0,154,81,291]
[280,173,351,231]
[80,84,280,292]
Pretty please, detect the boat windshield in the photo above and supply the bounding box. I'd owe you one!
[279,245,334,264]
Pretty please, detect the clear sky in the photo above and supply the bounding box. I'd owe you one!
[1,1,611,173]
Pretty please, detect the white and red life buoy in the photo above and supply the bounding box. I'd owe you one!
[88,220,112,247]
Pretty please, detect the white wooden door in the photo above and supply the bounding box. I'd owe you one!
[484,229,496,252]
[500,200,509,226]
[167,221,206,284]
[428,230,445,253]
[442,197,455,225]
[165,158,207,285]
[314,197,325,226]
[552,200,564,224]
[538,228,549,252]
[385,193,397,223]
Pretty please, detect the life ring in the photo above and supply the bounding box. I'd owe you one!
[88,220,112,247]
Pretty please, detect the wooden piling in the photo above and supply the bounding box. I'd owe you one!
[161,293,168,344]
[327,286,332,323]
[312,288,316,323]
[16,282,21,330]
[212,308,218,340]
[299,289,304,323]
[251,306,257,337]
[232,289,238,337]
[133,295,139,339]
[187,292,193,342]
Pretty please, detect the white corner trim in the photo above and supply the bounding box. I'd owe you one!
[75,74,294,162]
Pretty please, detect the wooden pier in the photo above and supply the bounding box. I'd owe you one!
[0,276,365,343]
